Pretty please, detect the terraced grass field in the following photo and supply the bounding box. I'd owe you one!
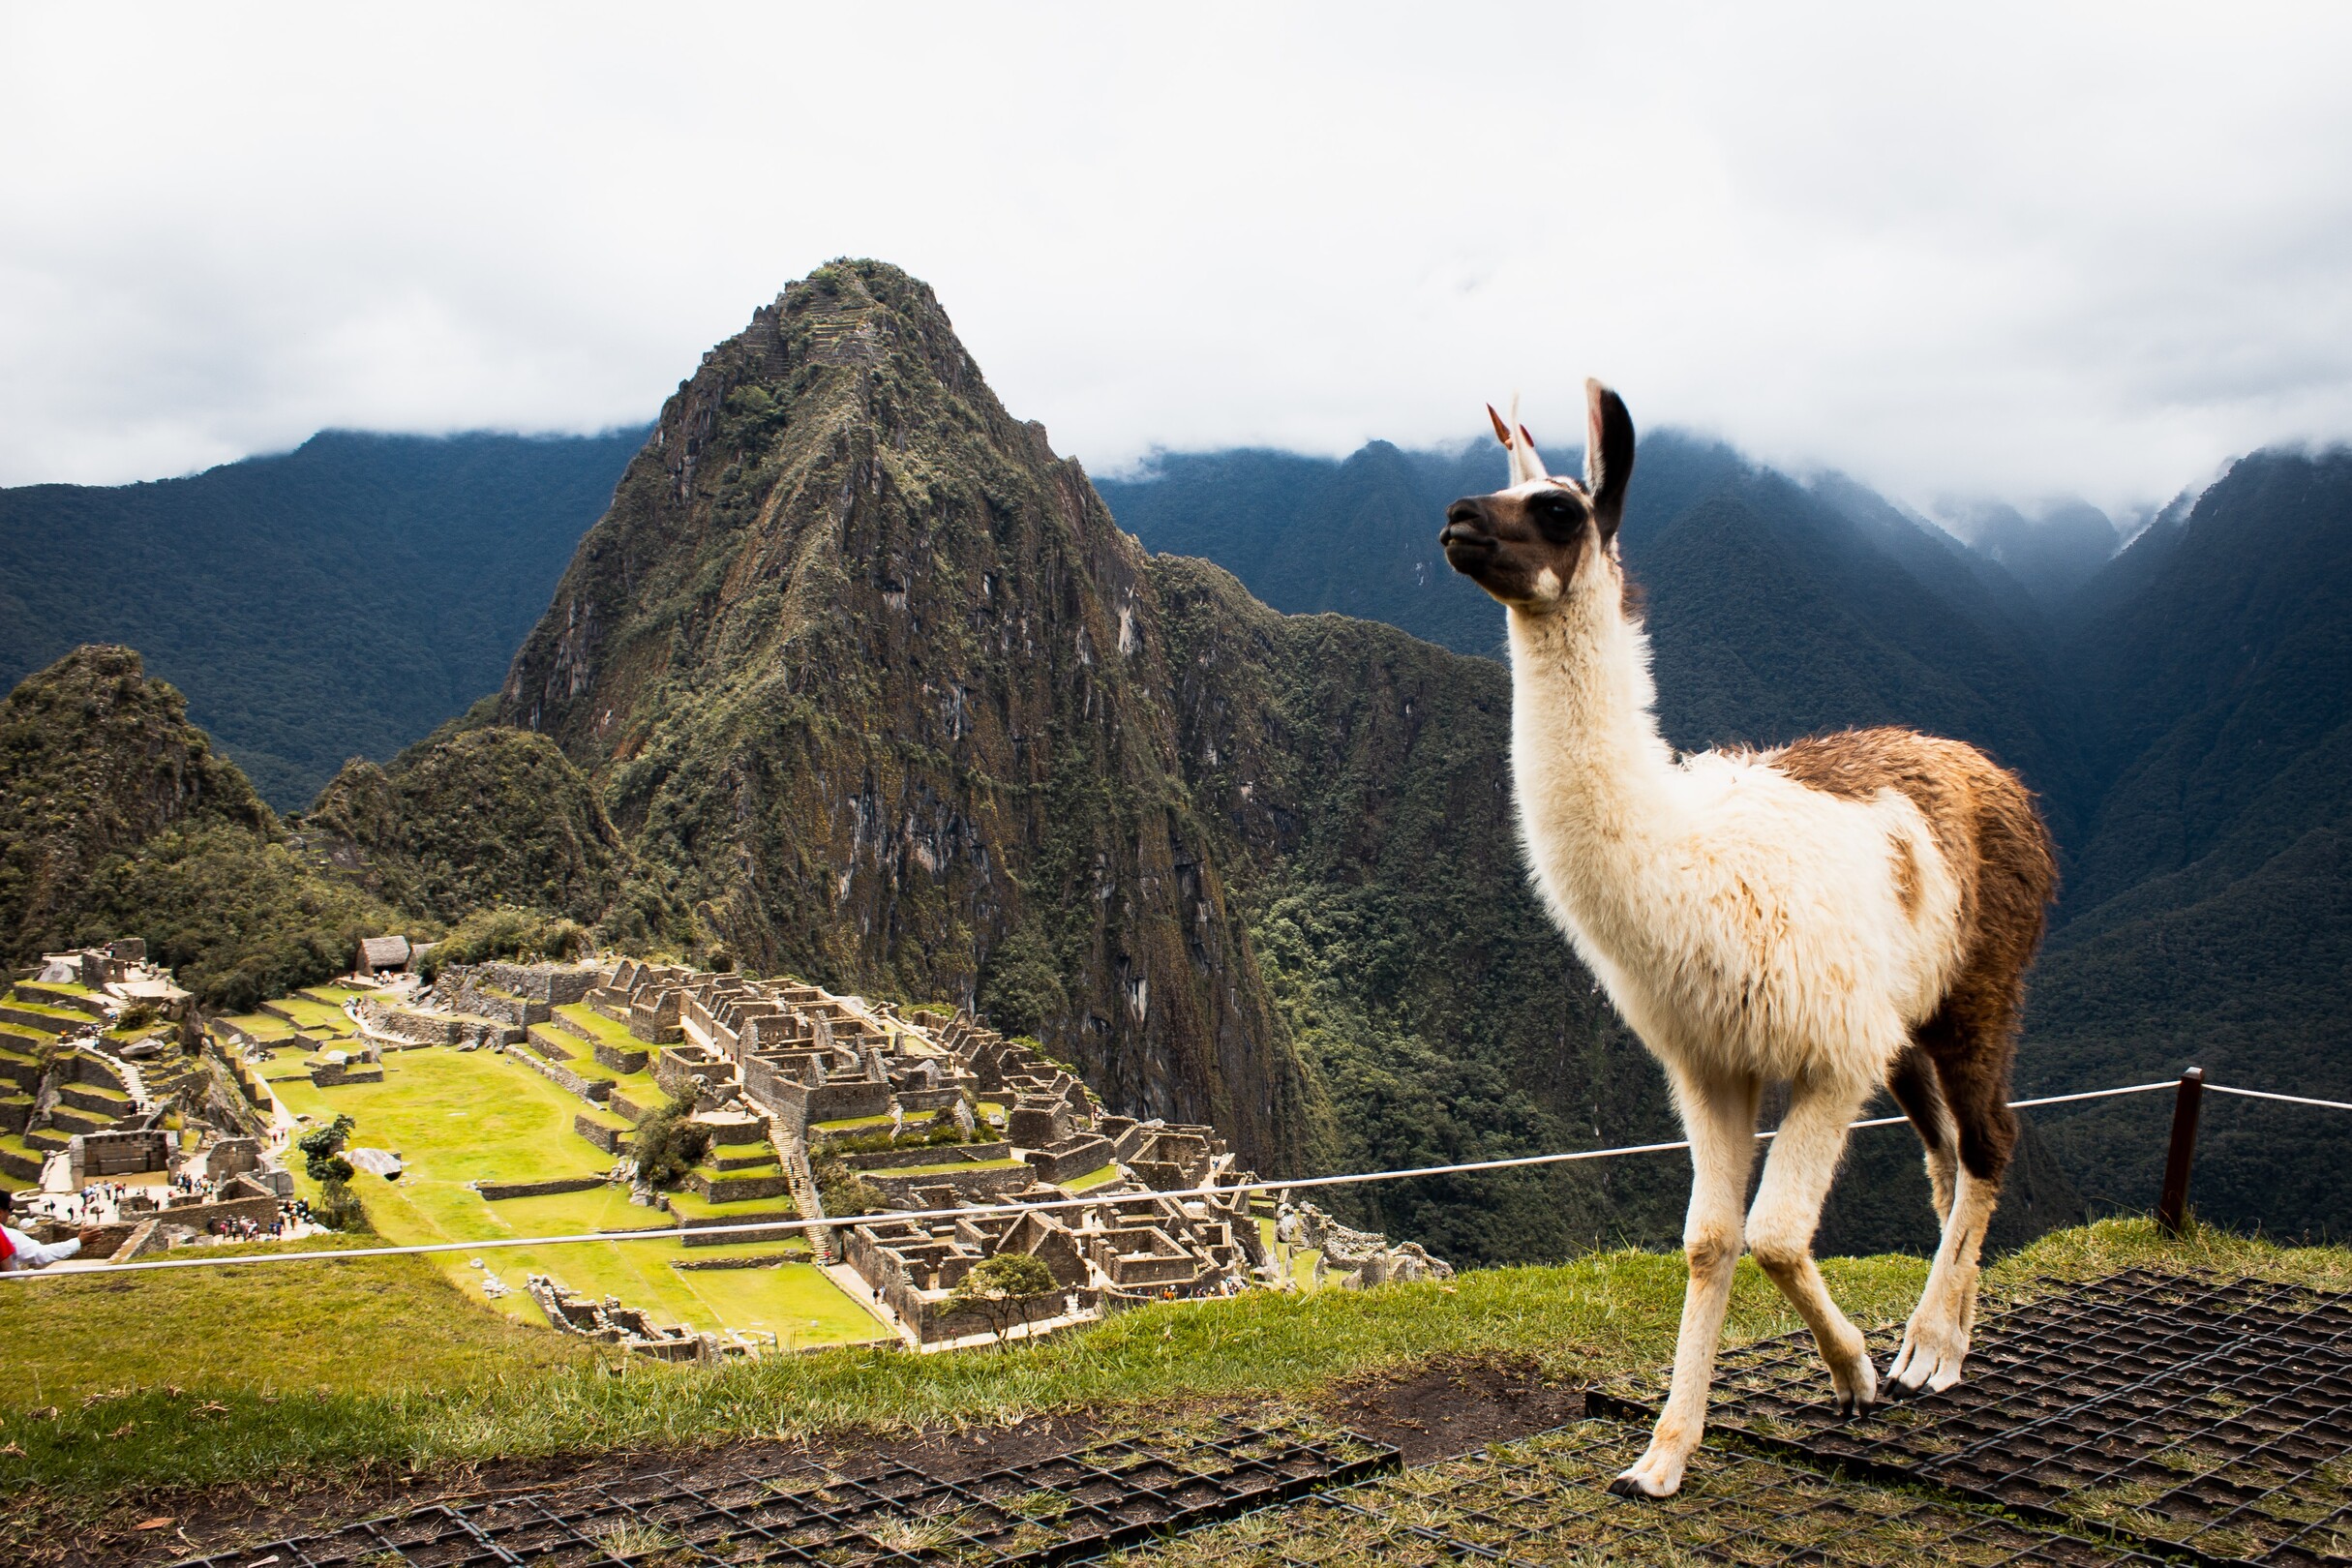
[265,996,350,1031]
[552,1002,642,1050]
[270,1046,883,1348]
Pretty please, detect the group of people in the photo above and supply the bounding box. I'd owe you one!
[167,1170,223,1203]
[209,1199,313,1242]
[43,1180,129,1224]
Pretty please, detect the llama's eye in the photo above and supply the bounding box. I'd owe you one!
[1531,494,1582,541]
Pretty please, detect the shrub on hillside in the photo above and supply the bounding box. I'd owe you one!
[84,826,415,1013]
[811,1149,886,1218]
[630,1093,711,1191]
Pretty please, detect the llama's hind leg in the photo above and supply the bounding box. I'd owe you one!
[1747,1072,1879,1414]
[1891,1042,2014,1395]
[1612,1068,1761,1501]
[1886,1043,1958,1228]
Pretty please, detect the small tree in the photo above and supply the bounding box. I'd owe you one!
[945,1252,1059,1348]
[630,1093,711,1191]
[297,1113,356,1183]
[315,1175,368,1232]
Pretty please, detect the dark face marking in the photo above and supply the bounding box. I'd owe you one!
[1439,486,1596,609]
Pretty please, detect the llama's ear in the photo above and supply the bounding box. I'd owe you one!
[1487,404,1514,448]
[1584,378,1636,539]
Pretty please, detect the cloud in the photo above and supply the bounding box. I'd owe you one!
[3,2,2349,514]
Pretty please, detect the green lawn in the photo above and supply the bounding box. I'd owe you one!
[266,997,348,1031]
[813,1112,898,1133]
[1064,1162,1124,1191]
[553,1002,643,1051]
[216,1012,297,1040]
[18,980,96,998]
[659,1187,799,1223]
[271,1047,880,1348]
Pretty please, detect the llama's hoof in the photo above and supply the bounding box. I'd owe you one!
[1890,1323,1969,1395]
[1608,1454,1685,1499]
[1830,1353,1880,1415]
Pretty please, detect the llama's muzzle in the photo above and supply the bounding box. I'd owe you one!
[1440,499,1495,574]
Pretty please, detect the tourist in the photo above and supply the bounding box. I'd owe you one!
[1,1221,103,1272]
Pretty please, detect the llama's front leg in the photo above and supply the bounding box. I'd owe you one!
[1611,1070,1760,1500]
[1890,1162,2000,1394]
[1746,1074,1878,1414]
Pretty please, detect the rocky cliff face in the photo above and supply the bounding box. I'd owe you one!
[498,261,1319,1171]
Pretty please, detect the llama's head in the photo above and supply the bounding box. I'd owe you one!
[1440,379,1635,612]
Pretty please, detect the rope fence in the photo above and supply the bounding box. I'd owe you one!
[3,1072,2341,1281]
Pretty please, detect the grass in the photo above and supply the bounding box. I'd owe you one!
[265,997,349,1031]
[265,1047,880,1351]
[1063,1162,1124,1192]
[16,980,97,998]
[5,1219,2343,1521]
[553,1003,644,1052]
[216,1012,297,1041]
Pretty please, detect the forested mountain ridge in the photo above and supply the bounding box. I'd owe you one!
[0,427,644,810]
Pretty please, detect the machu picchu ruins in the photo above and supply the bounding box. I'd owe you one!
[2,938,1447,1358]
[3,939,312,1266]
[332,954,1426,1352]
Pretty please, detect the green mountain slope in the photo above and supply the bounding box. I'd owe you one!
[0,428,644,810]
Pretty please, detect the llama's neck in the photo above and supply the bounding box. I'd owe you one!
[1505,585,1682,908]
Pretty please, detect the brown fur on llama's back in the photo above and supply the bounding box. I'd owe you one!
[1767,727,2059,1183]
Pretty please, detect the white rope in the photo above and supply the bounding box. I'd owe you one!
[0,1076,2284,1281]
[2203,1083,2352,1114]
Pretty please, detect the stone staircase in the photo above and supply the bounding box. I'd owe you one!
[774,1126,835,1264]
[81,1043,153,1116]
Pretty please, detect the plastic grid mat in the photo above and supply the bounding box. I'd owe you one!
[170,1416,1398,1567]
[1593,1268,2352,1566]
[1107,1421,2163,1566]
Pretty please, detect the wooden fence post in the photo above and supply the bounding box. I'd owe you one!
[2156,1068,2206,1238]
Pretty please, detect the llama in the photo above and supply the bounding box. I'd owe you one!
[1439,383,2056,1499]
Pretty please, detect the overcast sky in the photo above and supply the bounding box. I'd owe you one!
[5,4,2349,517]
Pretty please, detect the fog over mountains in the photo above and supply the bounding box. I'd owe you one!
[3,271,2346,1246]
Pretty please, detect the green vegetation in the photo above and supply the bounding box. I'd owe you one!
[812,1146,886,1218]
[944,1251,1059,1346]
[415,905,594,980]
[553,1001,641,1050]
[0,1221,2339,1519]
[629,1092,713,1191]
[307,727,652,933]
